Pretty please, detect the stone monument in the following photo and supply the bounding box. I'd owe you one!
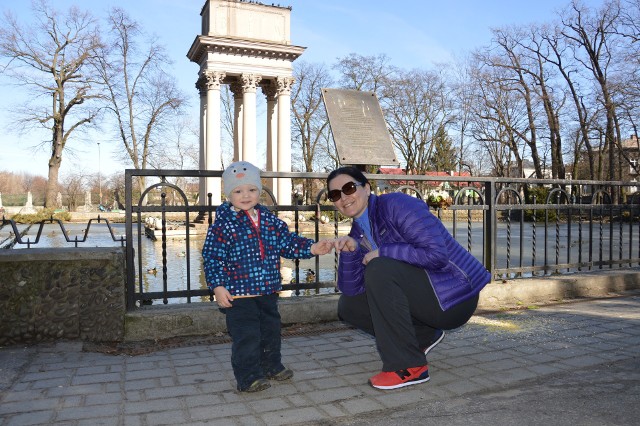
[77,190,94,212]
[21,191,37,214]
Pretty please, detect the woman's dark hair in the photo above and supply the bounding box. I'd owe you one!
[327,166,370,187]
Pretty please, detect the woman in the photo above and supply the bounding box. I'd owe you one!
[327,166,490,390]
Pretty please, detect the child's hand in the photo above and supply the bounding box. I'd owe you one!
[311,239,334,256]
[213,286,234,308]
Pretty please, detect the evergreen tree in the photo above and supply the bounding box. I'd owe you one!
[427,126,458,172]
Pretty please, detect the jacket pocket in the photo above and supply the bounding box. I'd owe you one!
[425,261,472,311]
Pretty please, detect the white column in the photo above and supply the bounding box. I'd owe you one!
[263,83,278,200]
[196,77,207,207]
[276,76,294,205]
[241,73,262,165]
[230,82,243,162]
[204,70,225,204]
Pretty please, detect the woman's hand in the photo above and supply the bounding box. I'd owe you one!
[334,236,357,253]
[213,286,234,308]
[363,249,379,265]
[311,239,334,255]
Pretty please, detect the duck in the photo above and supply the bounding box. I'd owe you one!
[305,269,316,283]
[146,267,157,275]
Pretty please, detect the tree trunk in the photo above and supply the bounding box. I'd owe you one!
[44,128,64,208]
[137,176,147,206]
[45,161,61,209]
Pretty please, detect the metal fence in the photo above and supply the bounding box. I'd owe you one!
[1,216,125,249]
[122,169,640,310]
[3,169,639,311]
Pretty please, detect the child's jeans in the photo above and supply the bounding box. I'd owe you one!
[222,292,285,391]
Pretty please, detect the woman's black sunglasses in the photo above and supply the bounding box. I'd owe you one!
[327,181,364,202]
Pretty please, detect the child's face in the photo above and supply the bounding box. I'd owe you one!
[229,184,260,211]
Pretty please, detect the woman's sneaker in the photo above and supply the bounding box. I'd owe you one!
[369,365,430,390]
[421,329,445,356]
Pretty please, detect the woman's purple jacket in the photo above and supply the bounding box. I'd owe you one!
[337,192,491,311]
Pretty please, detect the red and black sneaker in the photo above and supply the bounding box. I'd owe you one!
[368,365,430,390]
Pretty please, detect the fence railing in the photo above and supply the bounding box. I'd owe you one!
[1,215,125,249]
[3,169,639,311]
[122,169,640,310]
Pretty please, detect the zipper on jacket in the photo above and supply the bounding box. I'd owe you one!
[449,260,470,281]
[359,234,373,252]
[245,209,265,260]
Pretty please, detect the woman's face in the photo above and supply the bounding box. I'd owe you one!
[328,173,370,218]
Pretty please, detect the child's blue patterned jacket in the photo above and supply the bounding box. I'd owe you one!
[202,202,315,296]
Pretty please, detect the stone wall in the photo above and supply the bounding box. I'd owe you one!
[1,245,639,346]
[0,247,126,345]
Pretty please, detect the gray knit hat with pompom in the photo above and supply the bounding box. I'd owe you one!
[222,161,262,197]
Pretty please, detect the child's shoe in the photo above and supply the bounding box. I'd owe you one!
[266,367,293,381]
[239,378,271,392]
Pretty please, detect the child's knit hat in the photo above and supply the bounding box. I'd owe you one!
[222,161,262,197]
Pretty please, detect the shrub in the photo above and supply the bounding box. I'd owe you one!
[523,187,558,222]
[9,209,71,224]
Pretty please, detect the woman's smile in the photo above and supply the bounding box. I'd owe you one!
[329,174,369,219]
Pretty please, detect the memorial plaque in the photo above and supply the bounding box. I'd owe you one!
[322,88,398,166]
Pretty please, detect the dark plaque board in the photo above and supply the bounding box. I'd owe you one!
[322,88,398,166]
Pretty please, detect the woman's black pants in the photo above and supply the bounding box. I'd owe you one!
[338,257,478,372]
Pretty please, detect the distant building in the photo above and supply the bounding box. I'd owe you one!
[621,135,639,194]
[376,167,478,199]
[512,159,552,179]
[574,134,638,194]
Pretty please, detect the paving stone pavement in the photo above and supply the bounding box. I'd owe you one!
[1,293,639,426]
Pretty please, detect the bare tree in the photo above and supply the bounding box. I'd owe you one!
[539,20,601,180]
[291,61,333,203]
[106,172,126,210]
[0,0,103,207]
[519,26,568,180]
[450,55,481,175]
[59,171,87,211]
[95,8,187,200]
[383,68,455,179]
[220,85,236,168]
[148,117,199,206]
[611,0,640,177]
[478,28,545,179]
[469,63,530,177]
[561,0,623,182]
[333,53,393,99]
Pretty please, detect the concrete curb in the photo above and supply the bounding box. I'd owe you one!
[124,268,640,342]
[479,268,640,310]
[124,294,341,342]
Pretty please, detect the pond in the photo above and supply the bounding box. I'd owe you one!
[5,219,639,304]
[5,222,341,304]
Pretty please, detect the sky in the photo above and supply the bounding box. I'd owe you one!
[0,0,605,179]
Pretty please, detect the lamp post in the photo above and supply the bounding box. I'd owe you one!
[98,142,102,206]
